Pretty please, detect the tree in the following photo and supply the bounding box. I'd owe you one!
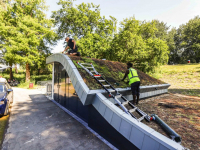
[152,20,180,64]
[52,0,116,38]
[153,20,170,41]
[0,0,10,10]
[52,0,116,59]
[167,27,178,64]
[110,17,169,73]
[0,0,57,81]
[177,16,200,63]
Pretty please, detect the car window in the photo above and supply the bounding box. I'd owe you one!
[0,85,5,92]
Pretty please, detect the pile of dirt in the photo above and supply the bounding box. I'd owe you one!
[70,56,165,90]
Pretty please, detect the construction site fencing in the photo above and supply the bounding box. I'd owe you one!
[37,80,52,95]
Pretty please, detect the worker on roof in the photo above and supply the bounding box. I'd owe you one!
[121,62,140,105]
[62,37,80,56]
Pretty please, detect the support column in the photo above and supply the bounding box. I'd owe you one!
[52,62,54,99]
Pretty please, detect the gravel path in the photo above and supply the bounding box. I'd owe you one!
[2,88,111,150]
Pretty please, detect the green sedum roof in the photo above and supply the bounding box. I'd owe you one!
[70,56,165,90]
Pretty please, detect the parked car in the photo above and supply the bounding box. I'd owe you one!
[0,78,13,116]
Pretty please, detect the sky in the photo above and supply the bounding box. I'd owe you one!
[45,0,200,53]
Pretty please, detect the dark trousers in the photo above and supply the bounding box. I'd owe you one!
[131,81,140,95]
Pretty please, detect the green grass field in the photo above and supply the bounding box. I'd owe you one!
[150,63,200,97]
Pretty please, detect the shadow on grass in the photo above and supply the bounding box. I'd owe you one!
[158,102,191,110]
[169,89,200,97]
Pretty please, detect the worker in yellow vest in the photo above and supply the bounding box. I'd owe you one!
[121,62,140,105]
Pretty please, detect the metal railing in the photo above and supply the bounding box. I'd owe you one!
[46,83,52,97]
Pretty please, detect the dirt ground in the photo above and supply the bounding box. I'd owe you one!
[124,93,200,150]
[70,56,165,90]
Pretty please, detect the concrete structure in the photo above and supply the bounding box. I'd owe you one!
[46,53,184,150]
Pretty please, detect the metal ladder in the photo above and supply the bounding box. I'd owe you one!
[77,62,151,122]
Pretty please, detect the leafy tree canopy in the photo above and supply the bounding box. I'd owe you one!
[176,16,200,63]
[52,0,117,59]
[110,17,169,72]
[52,0,116,39]
[0,0,57,81]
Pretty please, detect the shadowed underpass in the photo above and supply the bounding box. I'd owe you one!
[2,88,111,150]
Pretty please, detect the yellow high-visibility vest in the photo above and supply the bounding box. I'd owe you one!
[128,68,140,85]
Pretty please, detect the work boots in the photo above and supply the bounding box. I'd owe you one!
[136,94,139,105]
[133,95,136,105]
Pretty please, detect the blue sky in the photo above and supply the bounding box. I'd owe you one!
[45,0,200,53]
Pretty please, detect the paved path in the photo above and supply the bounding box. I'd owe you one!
[2,88,110,150]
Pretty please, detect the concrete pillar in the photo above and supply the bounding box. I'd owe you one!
[52,62,54,99]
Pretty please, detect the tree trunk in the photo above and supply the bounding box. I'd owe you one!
[9,68,13,80]
[9,63,13,80]
[26,63,30,82]
[38,68,40,75]
[15,64,18,73]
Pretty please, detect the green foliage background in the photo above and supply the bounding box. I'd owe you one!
[52,0,170,73]
[0,0,57,82]
[1,0,200,84]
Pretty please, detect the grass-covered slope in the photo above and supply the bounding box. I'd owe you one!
[70,56,165,90]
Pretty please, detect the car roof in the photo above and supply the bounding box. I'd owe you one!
[0,78,6,83]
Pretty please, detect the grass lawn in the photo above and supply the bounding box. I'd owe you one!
[151,63,200,97]
[0,115,9,148]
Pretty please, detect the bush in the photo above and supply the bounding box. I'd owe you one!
[0,69,52,88]
[31,74,52,83]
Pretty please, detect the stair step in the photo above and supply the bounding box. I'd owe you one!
[81,63,91,65]
[86,67,93,69]
[129,107,137,113]
[104,85,110,87]
[138,116,145,122]
[109,90,116,93]
[122,101,129,106]
[99,80,105,82]
[94,76,101,78]
[115,94,122,99]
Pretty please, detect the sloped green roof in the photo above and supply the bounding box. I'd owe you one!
[70,56,165,90]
